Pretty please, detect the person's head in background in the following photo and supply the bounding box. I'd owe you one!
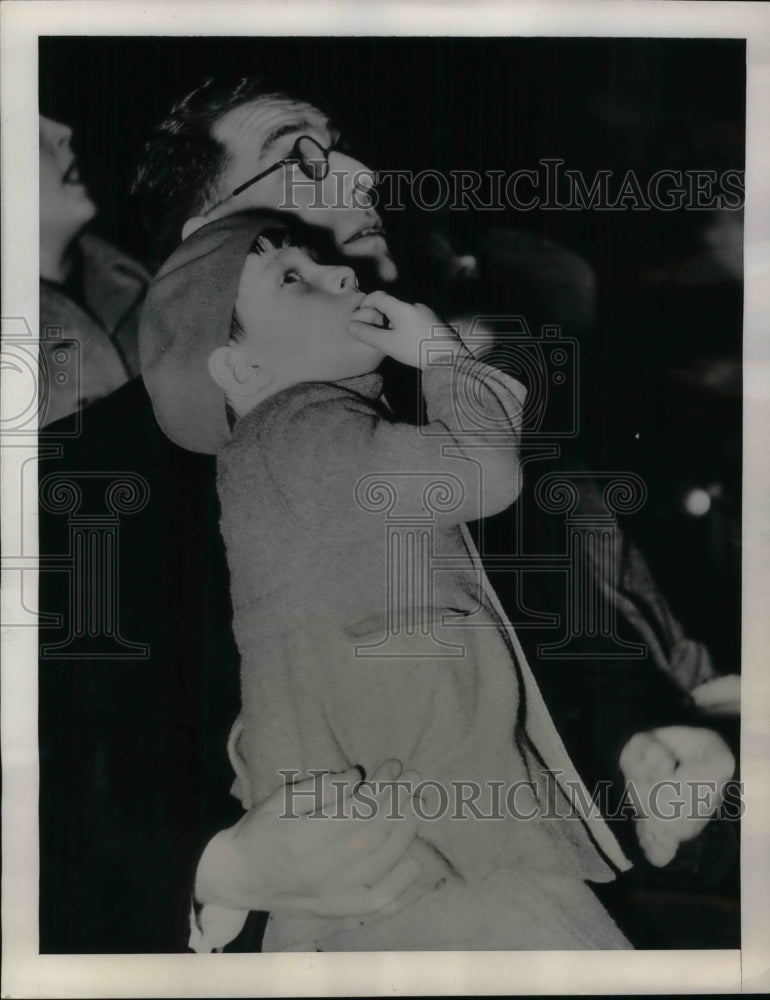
[132,76,397,288]
[39,113,134,426]
[40,114,97,283]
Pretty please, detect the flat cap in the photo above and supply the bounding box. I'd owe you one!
[140,210,290,454]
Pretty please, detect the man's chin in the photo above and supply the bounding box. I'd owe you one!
[375,254,399,285]
[347,249,398,287]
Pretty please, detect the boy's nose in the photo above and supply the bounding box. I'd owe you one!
[321,265,357,293]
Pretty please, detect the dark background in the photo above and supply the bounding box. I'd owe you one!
[39,35,744,671]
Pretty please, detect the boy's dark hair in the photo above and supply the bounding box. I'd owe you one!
[132,76,292,260]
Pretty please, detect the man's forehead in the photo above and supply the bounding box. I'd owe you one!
[213,97,329,153]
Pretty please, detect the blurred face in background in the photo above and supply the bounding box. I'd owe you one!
[39,115,129,426]
[39,114,97,251]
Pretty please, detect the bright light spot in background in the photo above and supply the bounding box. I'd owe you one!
[683,487,712,517]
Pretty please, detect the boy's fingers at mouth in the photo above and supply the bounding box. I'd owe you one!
[351,306,387,327]
[361,290,409,322]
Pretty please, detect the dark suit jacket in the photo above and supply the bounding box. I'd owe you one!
[38,377,247,951]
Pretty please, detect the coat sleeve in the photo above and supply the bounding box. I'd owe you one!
[260,350,528,536]
[39,382,247,953]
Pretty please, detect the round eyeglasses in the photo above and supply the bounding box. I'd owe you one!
[203,135,338,217]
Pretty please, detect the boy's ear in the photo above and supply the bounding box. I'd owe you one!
[208,345,275,398]
[181,216,208,242]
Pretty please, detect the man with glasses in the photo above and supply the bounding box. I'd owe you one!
[136,81,396,285]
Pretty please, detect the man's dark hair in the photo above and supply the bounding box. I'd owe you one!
[132,76,292,260]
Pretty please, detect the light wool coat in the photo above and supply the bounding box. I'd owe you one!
[217,348,631,950]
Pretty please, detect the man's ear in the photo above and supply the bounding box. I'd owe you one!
[181,216,209,242]
[208,345,274,398]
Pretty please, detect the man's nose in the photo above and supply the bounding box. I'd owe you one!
[351,160,376,205]
[319,264,357,293]
[327,152,377,210]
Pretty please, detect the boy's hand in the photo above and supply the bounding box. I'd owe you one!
[348,290,460,370]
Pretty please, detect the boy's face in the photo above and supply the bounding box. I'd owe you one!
[234,242,386,384]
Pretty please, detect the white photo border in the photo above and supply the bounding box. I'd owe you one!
[2,1,769,995]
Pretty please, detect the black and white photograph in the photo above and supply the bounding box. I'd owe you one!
[2,1,769,995]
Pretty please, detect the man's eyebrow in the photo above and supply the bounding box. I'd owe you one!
[261,117,330,157]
